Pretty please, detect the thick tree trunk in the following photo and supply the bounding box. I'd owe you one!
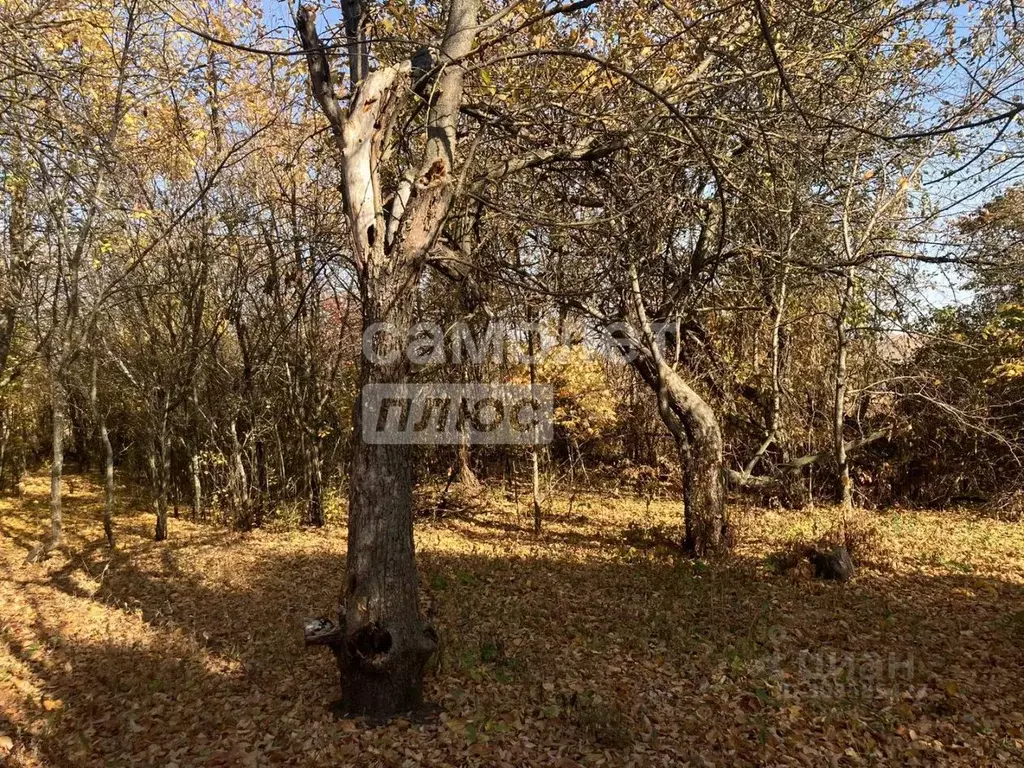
[340,303,436,716]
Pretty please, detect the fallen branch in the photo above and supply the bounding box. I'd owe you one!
[729,429,890,489]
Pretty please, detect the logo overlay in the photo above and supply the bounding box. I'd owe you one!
[362,383,554,445]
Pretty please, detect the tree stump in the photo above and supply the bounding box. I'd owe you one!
[809,545,855,582]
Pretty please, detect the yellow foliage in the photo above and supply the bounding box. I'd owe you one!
[536,345,618,440]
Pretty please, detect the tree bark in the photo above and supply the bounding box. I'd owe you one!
[306,434,324,527]
[1,146,30,384]
[190,452,202,520]
[229,416,249,525]
[527,305,542,534]
[99,416,115,548]
[635,356,727,556]
[341,292,437,715]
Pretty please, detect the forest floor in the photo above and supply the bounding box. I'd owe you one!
[1,475,1023,767]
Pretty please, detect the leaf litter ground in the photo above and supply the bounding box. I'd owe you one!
[1,475,1023,766]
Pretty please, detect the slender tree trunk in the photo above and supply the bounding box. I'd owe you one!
[307,434,324,527]
[629,350,728,555]
[527,306,542,534]
[49,376,65,548]
[253,439,267,527]
[0,415,9,491]
[99,415,115,548]
[90,359,115,548]
[680,397,726,554]
[274,424,287,493]
[452,353,480,492]
[455,439,479,490]
[153,396,170,541]
[190,452,202,520]
[834,267,854,509]
[623,264,728,556]
[229,416,249,525]
[1,147,29,383]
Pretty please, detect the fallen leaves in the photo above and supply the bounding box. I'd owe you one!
[1,475,1023,766]
[41,697,63,712]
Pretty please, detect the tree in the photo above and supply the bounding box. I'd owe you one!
[294,0,483,714]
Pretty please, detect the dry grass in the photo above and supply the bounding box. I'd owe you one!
[1,475,1023,766]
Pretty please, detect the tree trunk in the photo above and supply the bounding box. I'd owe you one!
[629,349,728,555]
[1,147,30,384]
[90,358,115,548]
[623,264,728,557]
[0,415,8,491]
[306,435,324,527]
[254,439,268,527]
[834,267,854,509]
[527,306,542,534]
[49,376,65,548]
[680,395,726,555]
[454,439,479,490]
[190,452,202,520]
[153,396,170,541]
[229,416,249,525]
[99,415,115,548]
[341,301,436,716]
